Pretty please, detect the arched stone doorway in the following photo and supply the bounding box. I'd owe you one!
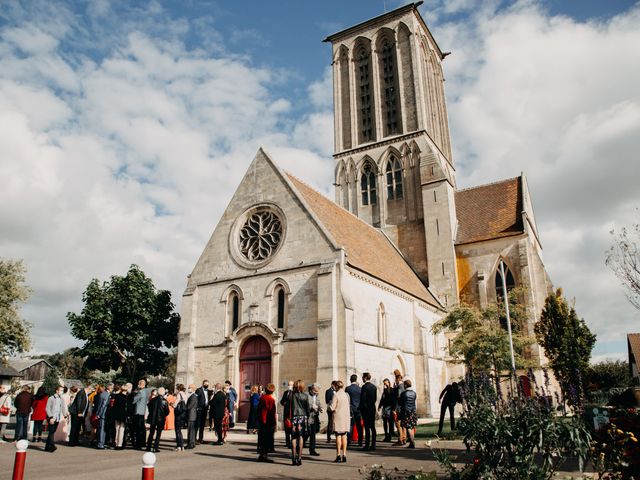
[238,335,271,422]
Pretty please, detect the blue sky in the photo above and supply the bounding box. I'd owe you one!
[1,0,639,361]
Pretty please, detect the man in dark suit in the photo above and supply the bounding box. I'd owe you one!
[210,384,227,444]
[185,384,199,449]
[360,372,378,450]
[94,382,113,449]
[345,374,362,446]
[325,381,336,443]
[146,387,170,452]
[195,380,211,444]
[68,382,90,446]
[437,382,461,436]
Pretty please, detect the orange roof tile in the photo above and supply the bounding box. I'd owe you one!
[455,176,524,245]
[629,333,640,365]
[286,174,442,308]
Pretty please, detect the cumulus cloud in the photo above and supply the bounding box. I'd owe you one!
[1,0,638,362]
[430,1,640,356]
[0,2,331,353]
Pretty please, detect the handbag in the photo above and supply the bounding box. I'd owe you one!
[0,396,10,416]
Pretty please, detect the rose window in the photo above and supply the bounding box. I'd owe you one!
[238,210,283,262]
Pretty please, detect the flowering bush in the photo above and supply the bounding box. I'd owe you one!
[590,419,640,479]
[433,371,591,480]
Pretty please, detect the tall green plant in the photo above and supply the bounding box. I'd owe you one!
[535,289,596,408]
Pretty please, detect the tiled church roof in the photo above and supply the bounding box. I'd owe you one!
[629,333,640,366]
[286,174,443,309]
[455,176,524,245]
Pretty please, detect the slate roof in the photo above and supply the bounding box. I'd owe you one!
[455,176,524,245]
[0,363,22,378]
[629,333,640,366]
[287,174,443,309]
[7,358,51,372]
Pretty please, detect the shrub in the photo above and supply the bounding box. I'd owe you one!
[434,371,591,480]
[590,408,640,479]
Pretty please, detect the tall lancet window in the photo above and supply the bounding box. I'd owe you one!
[377,303,387,346]
[357,47,374,143]
[276,286,286,330]
[381,38,400,136]
[495,263,516,301]
[386,155,403,200]
[230,291,240,331]
[360,162,377,206]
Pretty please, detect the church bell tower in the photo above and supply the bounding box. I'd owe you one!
[324,1,459,306]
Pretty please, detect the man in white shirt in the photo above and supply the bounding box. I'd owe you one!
[45,385,68,452]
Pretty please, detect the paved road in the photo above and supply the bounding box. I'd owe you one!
[1,429,591,479]
[1,429,456,479]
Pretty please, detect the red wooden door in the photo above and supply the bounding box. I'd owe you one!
[238,336,271,421]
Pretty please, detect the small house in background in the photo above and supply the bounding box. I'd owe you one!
[628,333,640,386]
[0,363,22,386]
[8,358,52,388]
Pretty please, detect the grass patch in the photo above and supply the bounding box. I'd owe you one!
[415,422,461,440]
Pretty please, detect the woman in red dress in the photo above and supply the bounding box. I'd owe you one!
[31,387,49,442]
[257,383,276,462]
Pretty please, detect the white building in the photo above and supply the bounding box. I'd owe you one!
[176,2,552,420]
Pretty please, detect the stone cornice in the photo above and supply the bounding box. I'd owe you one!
[346,267,441,313]
[334,130,424,159]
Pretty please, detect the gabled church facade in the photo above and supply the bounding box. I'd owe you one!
[176,2,553,419]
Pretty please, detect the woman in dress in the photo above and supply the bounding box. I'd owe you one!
[246,385,260,434]
[287,379,310,466]
[398,378,417,449]
[172,384,188,451]
[221,390,230,441]
[111,383,128,450]
[164,388,176,432]
[329,380,350,463]
[0,385,12,442]
[31,386,49,443]
[54,386,71,443]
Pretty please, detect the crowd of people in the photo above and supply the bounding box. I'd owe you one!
[0,368,421,467]
[268,369,417,465]
[0,379,239,453]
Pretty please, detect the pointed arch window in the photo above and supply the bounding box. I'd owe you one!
[381,38,400,136]
[357,47,374,143]
[386,155,403,200]
[378,303,387,346]
[495,262,516,301]
[227,291,240,333]
[360,162,377,206]
[276,286,286,330]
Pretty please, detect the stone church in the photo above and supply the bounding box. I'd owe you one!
[176,2,552,419]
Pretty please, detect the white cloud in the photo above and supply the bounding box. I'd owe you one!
[1,0,638,363]
[0,5,324,354]
[432,1,640,356]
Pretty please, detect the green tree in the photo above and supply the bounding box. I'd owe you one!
[534,288,596,407]
[67,264,180,381]
[41,366,62,395]
[42,348,86,380]
[432,287,532,375]
[587,360,633,391]
[0,258,32,356]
